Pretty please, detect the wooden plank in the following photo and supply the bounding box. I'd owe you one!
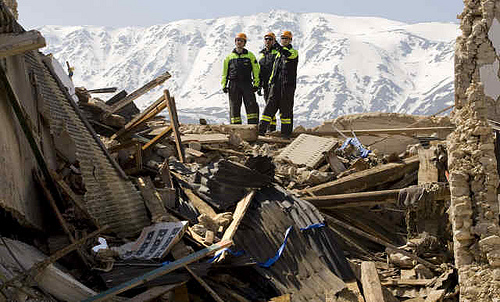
[181,133,229,144]
[137,177,169,222]
[417,146,438,184]
[221,191,255,242]
[293,127,455,138]
[324,150,346,175]
[166,91,185,162]
[303,189,401,209]
[184,265,225,302]
[361,261,385,302]
[128,283,184,302]
[0,238,97,301]
[109,71,171,114]
[305,156,420,196]
[217,191,255,262]
[183,188,217,219]
[185,147,205,157]
[142,125,172,151]
[0,30,46,58]
[82,240,232,302]
[381,278,436,286]
[110,95,166,140]
[87,87,117,94]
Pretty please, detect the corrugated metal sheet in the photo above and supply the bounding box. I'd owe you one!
[24,52,149,238]
[277,134,338,168]
[234,185,353,301]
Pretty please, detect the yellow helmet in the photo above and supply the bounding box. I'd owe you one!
[235,33,247,41]
[281,31,293,40]
[264,32,276,40]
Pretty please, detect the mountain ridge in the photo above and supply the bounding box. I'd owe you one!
[38,10,459,127]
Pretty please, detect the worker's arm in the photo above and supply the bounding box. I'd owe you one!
[250,52,260,88]
[221,56,230,89]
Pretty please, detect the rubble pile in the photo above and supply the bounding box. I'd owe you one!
[2,1,500,301]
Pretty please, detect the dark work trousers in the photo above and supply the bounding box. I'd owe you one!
[228,80,259,124]
[262,84,277,131]
[259,83,295,136]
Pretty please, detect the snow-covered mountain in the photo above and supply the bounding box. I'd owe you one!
[38,10,459,127]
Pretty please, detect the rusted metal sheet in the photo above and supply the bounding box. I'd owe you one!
[277,134,338,168]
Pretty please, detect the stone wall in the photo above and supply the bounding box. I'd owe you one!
[450,0,500,300]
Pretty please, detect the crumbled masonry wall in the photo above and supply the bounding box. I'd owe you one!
[450,1,500,300]
[3,0,17,20]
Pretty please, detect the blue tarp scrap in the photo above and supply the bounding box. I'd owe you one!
[258,226,293,268]
[339,135,371,158]
[206,224,323,268]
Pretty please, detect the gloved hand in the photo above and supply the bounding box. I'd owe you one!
[257,87,262,96]
[252,86,259,93]
[223,87,229,93]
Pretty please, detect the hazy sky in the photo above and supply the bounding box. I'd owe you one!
[18,0,463,28]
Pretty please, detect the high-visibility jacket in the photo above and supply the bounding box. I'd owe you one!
[221,48,260,89]
[269,44,298,87]
[258,47,279,89]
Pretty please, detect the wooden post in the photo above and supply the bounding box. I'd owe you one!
[184,265,225,302]
[165,90,185,162]
[360,262,385,302]
[109,71,171,114]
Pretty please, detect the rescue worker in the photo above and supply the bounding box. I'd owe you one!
[258,32,279,132]
[221,33,260,124]
[258,30,298,138]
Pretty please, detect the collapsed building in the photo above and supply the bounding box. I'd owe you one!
[1,0,500,301]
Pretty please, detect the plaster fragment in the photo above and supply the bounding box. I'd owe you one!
[488,18,500,57]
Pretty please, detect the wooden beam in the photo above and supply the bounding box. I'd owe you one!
[137,177,170,222]
[82,240,232,302]
[0,30,46,58]
[142,125,172,151]
[109,71,171,114]
[305,156,420,196]
[165,91,185,162]
[361,261,385,302]
[33,171,92,268]
[110,95,166,140]
[325,215,439,270]
[217,191,255,262]
[183,188,217,219]
[293,126,455,138]
[184,265,225,302]
[303,189,401,209]
[87,87,117,94]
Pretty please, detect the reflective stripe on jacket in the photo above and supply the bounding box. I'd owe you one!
[221,48,260,89]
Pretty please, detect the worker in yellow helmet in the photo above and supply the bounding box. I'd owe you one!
[221,33,260,124]
[259,30,298,138]
[258,32,279,132]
